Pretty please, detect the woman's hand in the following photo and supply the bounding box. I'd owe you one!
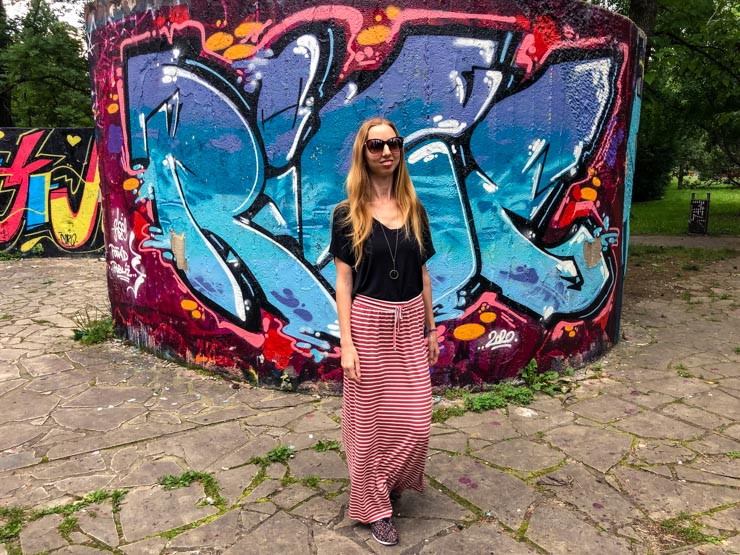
[341,344,362,384]
[427,331,439,366]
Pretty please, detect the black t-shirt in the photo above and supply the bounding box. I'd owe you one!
[329,204,435,302]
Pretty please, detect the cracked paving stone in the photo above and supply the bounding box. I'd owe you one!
[119,537,168,555]
[116,459,184,487]
[167,509,240,551]
[473,438,565,474]
[685,389,740,420]
[537,462,643,528]
[19,354,75,377]
[420,521,537,554]
[52,547,112,554]
[660,403,734,430]
[0,422,47,450]
[394,488,473,521]
[19,513,66,554]
[687,433,740,455]
[698,506,740,531]
[631,440,696,465]
[358,516,456,554]
[53,474,116,496]
[615,412,705,440]
[118,484,218,542]
[544,424,632,473]
[613,466,740,520]
[313,527,367,555]
[223,511,310,555]
[525,500,632,554]
[51,406,147,432]
[23,368,91,393]
[290,410,341,433]
[184,404,259,425]
[213,464,260,504]
[77,503,119,547]
[244,404,315,427]
[289,449,348,479]
[426,453,538,529]
[290,493,345,524]
[567,394,643,422]
[676,457,740,487]
[61,386,153,407]
[272,483,317,509]
[428,431,469,453]
[0,388,60,424]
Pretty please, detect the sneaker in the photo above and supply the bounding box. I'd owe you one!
[371,518,399,546]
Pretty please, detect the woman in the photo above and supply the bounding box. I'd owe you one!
[329,117,439,546]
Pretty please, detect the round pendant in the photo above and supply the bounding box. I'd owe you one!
[389,269,399,280]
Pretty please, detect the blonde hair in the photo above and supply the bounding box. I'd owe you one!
[337,117,426,267]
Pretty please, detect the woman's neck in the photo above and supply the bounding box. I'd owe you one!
[368,176,394,203]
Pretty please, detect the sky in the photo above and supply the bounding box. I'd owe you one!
[4,0,86,30]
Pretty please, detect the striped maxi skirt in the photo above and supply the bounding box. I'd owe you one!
[342,293,432,523]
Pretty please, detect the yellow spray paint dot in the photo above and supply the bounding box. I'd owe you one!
[569,331,576,337]
[592,177,601,187]
[206,32,234,51]
[107,104,119,114]
[20,238,43,252]
[223,44,256,60]
[123,177,140,191]
[375,14,382,21]
[357,25,390,45]
[581,187,597,201]
[0,131,5,139]
[192,309,202,319]
[479,312,497,323]
[235,21,262,38]
[386,5,401,18]
[453,323,486,341]
[181,299,198,311]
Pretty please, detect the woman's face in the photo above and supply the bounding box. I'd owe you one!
[364,124,401,178]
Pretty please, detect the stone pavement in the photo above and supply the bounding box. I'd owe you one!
[0,242,738,554]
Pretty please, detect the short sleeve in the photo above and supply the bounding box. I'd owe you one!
[420,205,435,263]
[329,204,355,267]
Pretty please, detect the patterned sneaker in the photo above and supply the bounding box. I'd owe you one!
[371,518,399,546]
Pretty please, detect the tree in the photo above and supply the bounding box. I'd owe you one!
[0,0,13,125]
[0,0,92,127]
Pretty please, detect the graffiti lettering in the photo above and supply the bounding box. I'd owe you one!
[483,329,517,352]
[0,128,104,255]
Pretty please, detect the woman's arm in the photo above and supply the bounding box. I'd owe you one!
[335,258,361,383]
[421,264,439,365]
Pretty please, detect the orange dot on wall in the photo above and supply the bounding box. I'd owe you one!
[479,312,497,323]
[123,177,140,191]
[453,323,486,341]
[107,104,119,114]
[192,309,202,319]
[357,25,390,45]
[223,44,256,60]
[581,187,598,201]
[386,5,401,19]
[181,299,198,311]
[205,32,234,52]
[592,177,601,187]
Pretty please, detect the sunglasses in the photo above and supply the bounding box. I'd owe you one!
[365,137,404,154]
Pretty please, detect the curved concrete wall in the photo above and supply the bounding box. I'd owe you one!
[85,0,645,389]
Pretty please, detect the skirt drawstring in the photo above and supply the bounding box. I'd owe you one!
[393,306,403,351]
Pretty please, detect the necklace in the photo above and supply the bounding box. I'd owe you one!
[378,221,400,280]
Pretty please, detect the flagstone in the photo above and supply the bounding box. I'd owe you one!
[20,354,75,376]
[567,394,643,422]
[0,388,60,424]
[420,521,537,554]
[77,503,119,547]
[52,406,147,432]
[615,412,704,440]
[473,438,565,473]
[19,513,66,555]
[660,403,734,429]
[223,511,310,555]
[544,424,632,472]
[167,509,240,551]
[289,449,348,480]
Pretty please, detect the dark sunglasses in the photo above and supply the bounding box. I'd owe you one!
[365,137,404,154]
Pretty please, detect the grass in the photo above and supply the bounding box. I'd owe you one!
[630,180,740,235]
[313,439,341,452]
[660,513,722,545]
[158,471,225,507]
[432,359,574,423]
[248,445,295,466]
[71,307,114,345]
[726,451,740,459]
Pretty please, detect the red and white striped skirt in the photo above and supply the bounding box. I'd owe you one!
[342,293,432,523]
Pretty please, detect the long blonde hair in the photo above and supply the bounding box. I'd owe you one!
[338,117,426,267]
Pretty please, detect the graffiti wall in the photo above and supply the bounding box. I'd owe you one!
[85,0,645,389]
[0,128,103,255]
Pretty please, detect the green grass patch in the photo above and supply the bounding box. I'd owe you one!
[431,406,466,423]
[301,476,321,488]
[248,445,295,466]
[726,451,740,459]
[660,513,722,545]
[629,245,737,269]
[313,439,341,452]
[158,471,225,507]
[0,252,21,261]
[0,507,24,543]
[72,308,114,345]
[58,516,78,540]
[630,180,740,235]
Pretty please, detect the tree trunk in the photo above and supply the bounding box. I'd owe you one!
[629,0,658,37]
